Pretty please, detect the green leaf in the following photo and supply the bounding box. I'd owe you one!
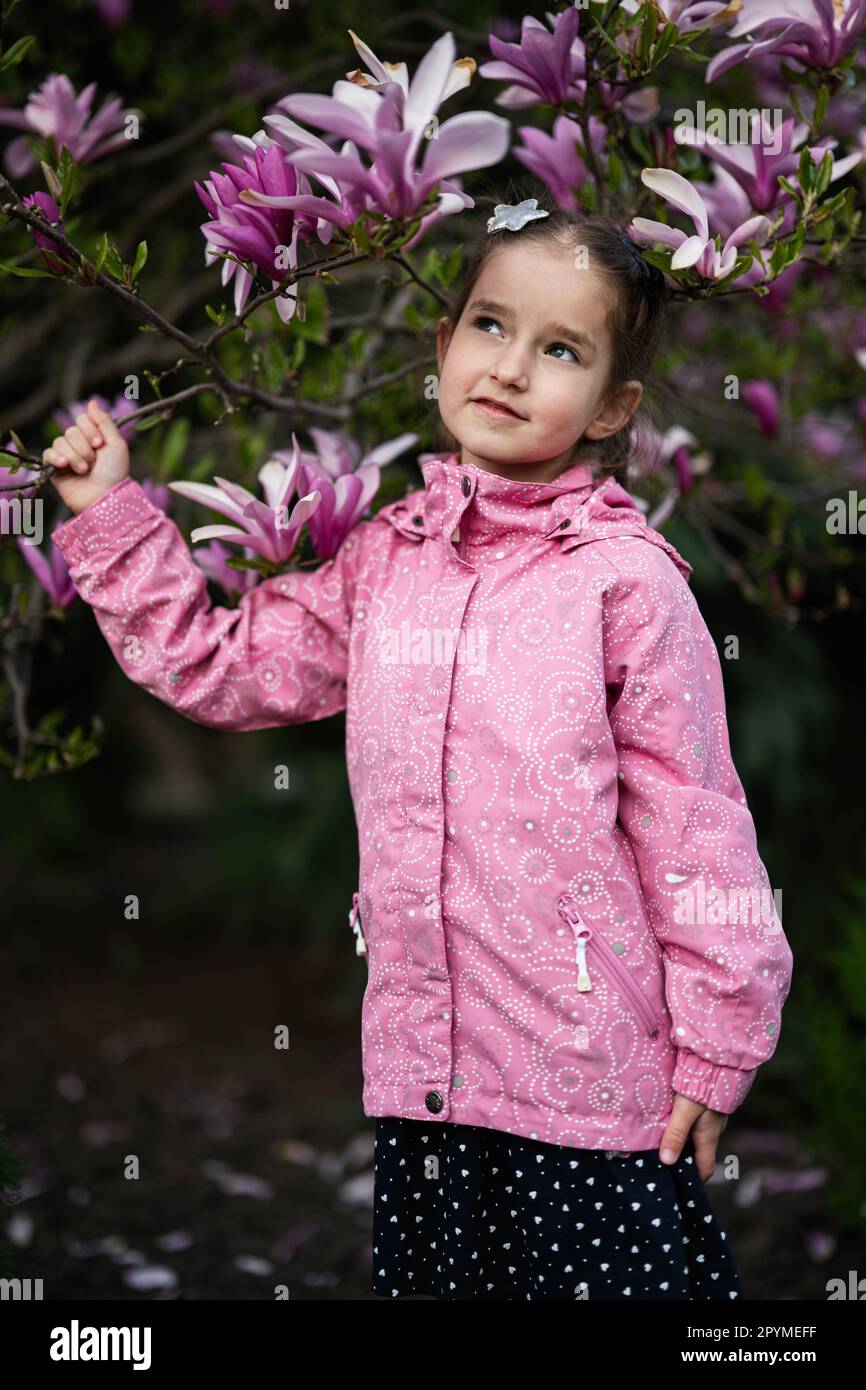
[677,46,710,64]
[403,301,426,333]
[420,246,444,285]
[607,146,626,194]
[131,240,148,281]
[637,4,658,64]
[797,145,815,196]
[134,410,170,432]
[346,326,366,365]
[162,417,191,474]
[189,450,218,482]
[813,188,849,222]
[814,149,833,198]
[0,261,56,278]
[443,245,462,283]
[651,22,680,69]
[96,239,124,279]
[93,232,109,274]
[0,34,36,71]
[56,144,80,221]
[587,11,627,63]
[290,335,306,371]
[290,280,328,343]
[777,174,801,202]
[352,220,371,255]
[262,336,291,389]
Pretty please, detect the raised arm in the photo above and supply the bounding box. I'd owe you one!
[52,476,362,731]
[601,540,794,1114]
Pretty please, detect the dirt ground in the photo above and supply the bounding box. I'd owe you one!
[0,937,854,1301]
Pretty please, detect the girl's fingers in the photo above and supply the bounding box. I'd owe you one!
[87,399,123,445]
[50,437,89,474]
[66,425,97,464]
[75,411,103,449]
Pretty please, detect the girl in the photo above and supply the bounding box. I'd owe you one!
[46,204,793,1302]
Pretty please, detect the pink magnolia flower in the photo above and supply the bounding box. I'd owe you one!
[514,115,607,210]
[632,422,707,494]
[480,7,582,107]
[195,141,318,323]
[621,0,733,27]
[256,29,510,244]
[690,162,795,250]
[629,167,772,280]
[741,379,781,436]
[270,427,418,559]
[0,73,137,178]
[21,191,74,272]
[16,535,76,608]
[479,9,662,122]
[706,0,866,83]
[140,477,171,512]
[167,459,322,567]
[192,539,261,597]
[675,112,862,214]
[231,125,364,248]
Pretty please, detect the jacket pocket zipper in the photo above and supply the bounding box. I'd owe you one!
[348,891,367,956]
[556,895,658,1037]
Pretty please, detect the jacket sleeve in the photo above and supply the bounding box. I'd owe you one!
[600,541,794,1114]
[51,476,361,731]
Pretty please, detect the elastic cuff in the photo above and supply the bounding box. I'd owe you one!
[51,477,162,568]
[672,1048,757,1114]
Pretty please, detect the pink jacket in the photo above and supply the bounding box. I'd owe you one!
[52,451,793,1151]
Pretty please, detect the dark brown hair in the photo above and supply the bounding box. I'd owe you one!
[433,189,671,479]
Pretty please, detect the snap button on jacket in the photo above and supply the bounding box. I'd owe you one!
[52,451,794,1151]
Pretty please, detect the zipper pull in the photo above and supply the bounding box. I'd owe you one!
[349,892,366,956]
[575,929,592,991]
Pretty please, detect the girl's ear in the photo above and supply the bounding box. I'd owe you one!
[585,379,643,440]
[435,315,453,374]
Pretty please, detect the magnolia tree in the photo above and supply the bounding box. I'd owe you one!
[1,1,865,779]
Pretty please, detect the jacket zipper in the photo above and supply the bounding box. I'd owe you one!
[348,891,367,956]
[556,895,658,1037]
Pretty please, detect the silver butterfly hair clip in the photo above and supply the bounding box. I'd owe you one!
[486,198,550,233]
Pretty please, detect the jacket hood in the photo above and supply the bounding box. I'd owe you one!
[378,450,693,582]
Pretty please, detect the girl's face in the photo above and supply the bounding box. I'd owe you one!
[435,240,643,483]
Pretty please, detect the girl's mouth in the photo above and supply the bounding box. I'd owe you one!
[471,398,526,421]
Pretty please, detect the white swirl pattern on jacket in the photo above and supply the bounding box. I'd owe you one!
[53,451,794,1150]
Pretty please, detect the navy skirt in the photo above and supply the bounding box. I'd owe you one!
[370,1117,745,1301]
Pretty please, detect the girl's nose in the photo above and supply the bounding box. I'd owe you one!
[491,348,529,390]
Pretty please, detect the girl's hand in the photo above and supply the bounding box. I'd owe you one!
[44,400,130,516]
[659,1094,728,1182]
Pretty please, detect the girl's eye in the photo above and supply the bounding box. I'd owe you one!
[470,316,580,364]
[548,342,580,364]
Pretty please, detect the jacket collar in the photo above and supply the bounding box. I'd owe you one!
[378,449,693,580]
[416,450,597,549]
